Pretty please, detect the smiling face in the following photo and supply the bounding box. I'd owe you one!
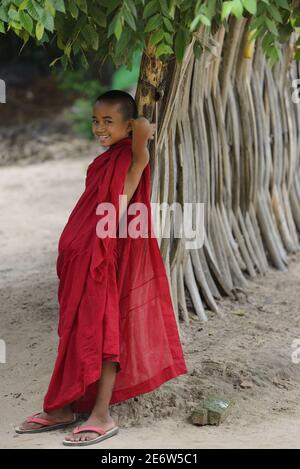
[92,100,133,147]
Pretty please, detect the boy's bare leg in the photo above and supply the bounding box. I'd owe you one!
[17,404,74,431]
[64,361,118,442]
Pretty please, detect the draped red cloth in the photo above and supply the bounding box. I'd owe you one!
[43,137,188,413]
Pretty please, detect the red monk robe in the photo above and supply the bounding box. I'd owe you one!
[43,136,188,413]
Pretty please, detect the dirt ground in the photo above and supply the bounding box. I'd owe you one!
[1,153,300,449]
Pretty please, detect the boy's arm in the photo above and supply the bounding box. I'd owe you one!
[120,117,155,218]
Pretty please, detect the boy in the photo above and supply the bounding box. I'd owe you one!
[16,90,188,446]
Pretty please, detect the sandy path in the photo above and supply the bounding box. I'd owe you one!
[1,156,300,449]
[7,411,300,449]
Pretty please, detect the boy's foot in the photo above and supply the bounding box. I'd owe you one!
[17,406,74,432]
[64,415,117,443]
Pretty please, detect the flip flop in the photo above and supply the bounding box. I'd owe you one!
[62,425,119,446]
[15,412,78,434]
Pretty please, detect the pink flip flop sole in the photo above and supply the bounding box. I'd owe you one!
[62,425,119,446]
[15,412,78,434]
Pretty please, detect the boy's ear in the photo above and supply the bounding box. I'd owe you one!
[127,118,134,132]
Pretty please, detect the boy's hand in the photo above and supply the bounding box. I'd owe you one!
[131,117,156,145]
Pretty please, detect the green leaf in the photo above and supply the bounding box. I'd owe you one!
[8,7,19,22]
[115,27,132,54]
[190,13,211,31]
[33,1,45,20]
[190,14,201,31]
[278,22,294,43]
[76,0,87,14]
[267,44,281,65]
[36,21,44,40]
[266,4,283,23]
[294,49,300,61]
[163,32,173,45]
[144,13,162,32]
[231,0,243,18]
[276,0,289,10]
[163,16,173,32]
[19,0,30,11]
[10,20,22,30]
[126,0,137,18]
[52,0,65,13]
[26,2,39,21]
[158,0,169,17]
[205,0,217,18]
[68,0,78,19]
[143,0,158,19]
[82,24,99,50]
[221,1,233,21]
[174,29,189,62]
[45,0,56,16]
[123,6,136,31]
[89,5,106,27]
[199,14,211,27]
[242,0,256,15]
[114,17,123,41]
[265,17,278,36]
[250,14,265,29]
[150,29,165,45]
[19,10,33,33]
[156,42,173,57]
[40,11,55,32]
[108,12,121,38]
[105,0,120,16]
[0,20,5,33]
[262,31,273,49]
[0,6,9,23]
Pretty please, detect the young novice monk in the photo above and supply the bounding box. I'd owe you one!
[15,90,188,446]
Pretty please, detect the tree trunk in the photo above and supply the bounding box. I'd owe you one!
[135,24,300,325]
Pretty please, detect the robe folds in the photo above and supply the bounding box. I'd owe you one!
[43,137,188,413]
